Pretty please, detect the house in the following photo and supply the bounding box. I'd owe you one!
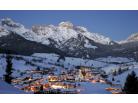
[48,76,59,82]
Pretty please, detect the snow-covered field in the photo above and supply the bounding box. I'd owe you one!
[0,79,25,94]
[32,53,108,68]
[108,63,138,86]
[0,53,138,93]
[80,82,111,94]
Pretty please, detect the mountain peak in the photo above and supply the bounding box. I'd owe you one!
[119,32,138,44]
[127,33,138,42]
[59,21,73,29]
[1,18,22,28]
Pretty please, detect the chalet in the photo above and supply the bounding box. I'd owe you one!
[48,76,59,82]
[75,66,94,81]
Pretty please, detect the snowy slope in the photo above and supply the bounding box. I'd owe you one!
[126,33,138,42]
[0,79,25,94]
[118,33,138,44]
[0,26,9,37]
[0,53,136,76]
[32,53,108,68]
[32,53,137,75]
[84,39,97,49]
[108,63,138,86]
[0,53,138,93]
[95,57,135,74]
[95,56,134,63]
[80,82,111,94]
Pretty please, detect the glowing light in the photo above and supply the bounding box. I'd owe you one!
[30,86,36,92]
[99,79,106,83]
[91,80,97,83]
[51,85,65,89]
[105,87,119,91]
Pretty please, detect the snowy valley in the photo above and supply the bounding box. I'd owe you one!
[0,53,138,94]
[0,18,138,94]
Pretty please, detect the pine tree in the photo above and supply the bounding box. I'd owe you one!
[112,77,115,81]
[118,67,122,74]
[4,52,13,84]
[123,71,138,94]
[36,66,40,71]
[57,55,65,62]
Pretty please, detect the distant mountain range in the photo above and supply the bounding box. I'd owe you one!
[0,18,138,59]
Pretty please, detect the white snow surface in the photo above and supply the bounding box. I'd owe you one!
[118,33,138,44]
[108,63,138,86]
[95,56,134,63]
[0,26,9,37]
[80,82,111,94]
[84,39,97,49]
[0,79,25,94]
[32,53,107,68]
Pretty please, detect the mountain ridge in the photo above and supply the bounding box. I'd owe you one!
[0,18,138,59]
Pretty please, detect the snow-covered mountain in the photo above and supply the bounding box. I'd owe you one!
[118,33,138,44]
[1,18,138,59]
[31,21,113,46]
[126,33,138,42]
[0,18,118,58]
[0,18,38,42]
[0,18,113,46]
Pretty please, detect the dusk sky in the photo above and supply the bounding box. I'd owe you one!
[0,10,138,41]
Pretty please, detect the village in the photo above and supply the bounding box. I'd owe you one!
[11,65,122,94]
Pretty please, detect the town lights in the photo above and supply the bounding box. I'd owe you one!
[30,86,36,92]
[51,85,65,89]
[91,80,97,83]
[28,78,32,81]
